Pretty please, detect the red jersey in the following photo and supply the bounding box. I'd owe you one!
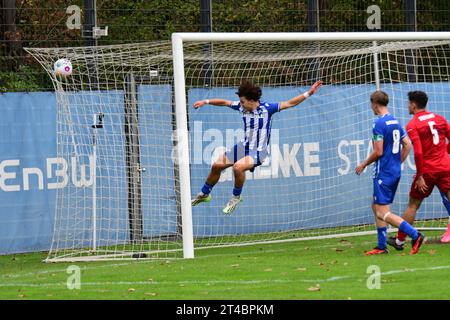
[406,110,450,176]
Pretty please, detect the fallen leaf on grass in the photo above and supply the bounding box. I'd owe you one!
[144,292,158,296]
[307,284,320,292]
[231,264,240,268]
[128,288,136,293]
[264,268,273,272]
[296,267,307,272]
[428,249,437,255]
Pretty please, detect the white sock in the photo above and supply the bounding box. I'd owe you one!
[396,238,405,245]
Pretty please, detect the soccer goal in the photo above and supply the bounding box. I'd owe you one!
[26,32,450,261]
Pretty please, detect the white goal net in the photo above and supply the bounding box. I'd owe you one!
[26,33,450,261]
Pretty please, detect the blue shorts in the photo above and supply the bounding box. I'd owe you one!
[225,142,268,172]
[373,176,400,205]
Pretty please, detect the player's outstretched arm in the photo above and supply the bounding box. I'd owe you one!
[193,99,232,109]
[279,80,323,111]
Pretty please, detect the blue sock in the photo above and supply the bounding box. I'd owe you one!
[399,221,419,240]
[233,186,242,197]
[377,227,387,249]
[201,182,214,195]
[440,191,450,216]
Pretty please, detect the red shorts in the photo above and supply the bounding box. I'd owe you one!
[409,171,450,200]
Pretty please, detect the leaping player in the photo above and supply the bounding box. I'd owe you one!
[191,79,323,214]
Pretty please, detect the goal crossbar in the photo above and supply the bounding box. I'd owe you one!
[173,32,450,43]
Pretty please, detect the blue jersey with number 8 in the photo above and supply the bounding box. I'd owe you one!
[372,113,406,179]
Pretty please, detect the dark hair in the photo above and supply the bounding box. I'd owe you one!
[370,90,389,106]
[408,91,428,109]
[236,80,262,101]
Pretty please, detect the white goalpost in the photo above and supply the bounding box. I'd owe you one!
[26,32,450,262]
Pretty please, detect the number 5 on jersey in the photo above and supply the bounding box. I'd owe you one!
[428,121,439,145]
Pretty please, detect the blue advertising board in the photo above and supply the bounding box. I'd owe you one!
[0,83,448,254]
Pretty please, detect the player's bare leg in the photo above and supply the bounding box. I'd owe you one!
[377,201,424,254]
[223,156,254,214]
[400,197,421,225]
[206,153,233,186]
[441,190,450,243]
[388,196,422,250]
[365,203,389,255]
[192,154,233,206]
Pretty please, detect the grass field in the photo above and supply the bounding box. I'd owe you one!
[1,231,449,300]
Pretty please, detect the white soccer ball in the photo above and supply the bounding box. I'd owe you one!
[53,58,72,77]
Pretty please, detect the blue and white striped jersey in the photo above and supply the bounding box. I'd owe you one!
[229,101,280,152]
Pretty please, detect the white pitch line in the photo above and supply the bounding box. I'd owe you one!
[193,240,368,259]
[0,278,344,288]
[2,265,449,288]
[1,262,133,280]
[381,265,450,276]
[2,241,368,280]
